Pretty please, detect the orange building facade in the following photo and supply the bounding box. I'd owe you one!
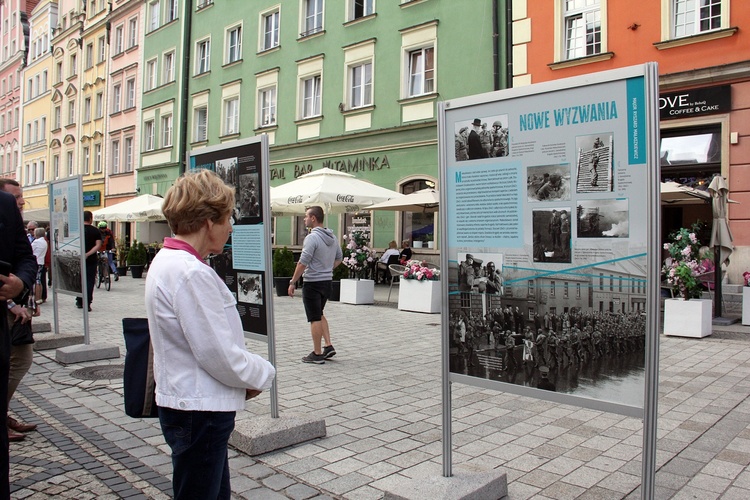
[512,0,750,283]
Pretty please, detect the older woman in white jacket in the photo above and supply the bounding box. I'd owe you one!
[145,169,275,500]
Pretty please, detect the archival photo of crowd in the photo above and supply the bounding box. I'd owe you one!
[532,209,572,263]
[237,272,264,305]
[215,157,238,187]
[576,133,613,193]
[449,256,647,406]
[454,114,509,161]
[576,198,629,238]
[527,164,571,202]
[237,173,260,219]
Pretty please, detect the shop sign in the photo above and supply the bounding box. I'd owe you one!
[82,190,100,207]
[659,85,730,120]
[270,154,391,181]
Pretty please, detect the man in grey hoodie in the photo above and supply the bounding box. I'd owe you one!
[288,206,343,364]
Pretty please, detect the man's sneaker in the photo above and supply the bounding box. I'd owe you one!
[302,351,326,364]
[323,345,336,359]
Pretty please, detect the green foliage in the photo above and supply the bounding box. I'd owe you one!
[662,222,712,300]
[332,262,350,281]
[115,238,128,267]
[126,240,148,266]
[272,246,296,277]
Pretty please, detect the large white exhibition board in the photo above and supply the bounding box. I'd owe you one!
[440,64,660,418]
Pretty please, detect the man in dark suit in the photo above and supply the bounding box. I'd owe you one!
[467,118,489,160]
[0,189,37,497]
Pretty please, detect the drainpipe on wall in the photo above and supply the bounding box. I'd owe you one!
[505,0,513,88]
[178,0,193,174]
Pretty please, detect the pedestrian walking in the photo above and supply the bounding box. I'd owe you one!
[76,211,102,312]
[288,206,343,364]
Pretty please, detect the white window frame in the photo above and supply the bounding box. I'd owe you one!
[196,38,211,74]
[149,0,161,32]
[261,8,280,51]
[349,60,372,108]
[98,36,106,63]
[166,0,178,23]
[145,59,157,90]
[302,0,324,36]
[563,0,602,60]
[53,154,60,179]
[128,17,138,48]
[349,0,375,21]
[194,106,208,142]
[125,137,134,171]
[301,74,321,119]
[114,25,124,54]
[144,120,155,151]
[668,0,726,39]
[407,46,434,97]
[223,97,239,135]
[68,100,75,125]
[258,86,277,127]
[84,97,92,122]
[95,92,103,118]
[111,139,120,174]
[126,78,136,108]
[94,143,102,173]
[225,24,243,64]
[161,114,173,146]
[163,51,175,83]
[113,84,122,112]
[83,146,90,174]
[85,43,94,68]
[67,151,74,176]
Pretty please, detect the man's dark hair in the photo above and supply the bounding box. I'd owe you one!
[308,206,324,223]
[0,178,20,190]
[84,210,93,223]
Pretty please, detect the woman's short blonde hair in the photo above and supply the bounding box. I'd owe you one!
[162,169,235,235]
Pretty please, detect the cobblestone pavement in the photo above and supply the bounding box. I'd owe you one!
[9,274,750,499]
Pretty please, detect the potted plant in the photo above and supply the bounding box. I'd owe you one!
[662,224,713,337]
[743,271,750,326]
[126,240,148,279]
[398,260,442,313]
[424,233,435,249]
[330,261,351,302]
[115,237,128,277]
[272,246,296,297]
[340,232,376,304]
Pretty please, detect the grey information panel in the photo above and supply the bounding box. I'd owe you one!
[439,64,661,418]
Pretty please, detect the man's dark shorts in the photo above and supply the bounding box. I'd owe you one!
[302,280,331,322]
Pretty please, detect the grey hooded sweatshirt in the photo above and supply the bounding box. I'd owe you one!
[298,227,343,282]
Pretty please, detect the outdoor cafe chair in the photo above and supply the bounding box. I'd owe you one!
[387,264,407,303]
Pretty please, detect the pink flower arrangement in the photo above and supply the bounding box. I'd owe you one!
[403,260,440,281]
[743,271,750,287]
[662,224,712,300]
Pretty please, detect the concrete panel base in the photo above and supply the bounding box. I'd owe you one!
[55,343,121,364]
[31,321,51,333]
[383,470,508,500]
[230,414,326,456]
[33,333,85,351]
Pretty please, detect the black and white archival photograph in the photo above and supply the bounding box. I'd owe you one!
[527,164,571,202]
[454,114,509,161]
[576,198,629,238]
[215,157,238,187]
[532,208,572,263]
[237,173,260,219]
[575,133,613,193]
[455,252,504,295]
[237,272,264,305]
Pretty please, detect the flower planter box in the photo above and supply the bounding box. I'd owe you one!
[340,279,374,305]
[663,298,712,338]
[743,287,750,326]
[398,279,441,314]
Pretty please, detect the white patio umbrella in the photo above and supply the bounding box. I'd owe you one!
[365,188,440,213]
[92,194,165,222]
[270,167,401,216]
[660,181,710,205]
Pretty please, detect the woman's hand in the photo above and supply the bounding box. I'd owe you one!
[245,389,262,400]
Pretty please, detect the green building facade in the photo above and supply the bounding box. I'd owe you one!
[148,0,509,252]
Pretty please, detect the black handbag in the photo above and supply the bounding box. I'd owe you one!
[122,318,159,418]
[10,320,34,346]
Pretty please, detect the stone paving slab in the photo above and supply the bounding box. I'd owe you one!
[8,275,750,498]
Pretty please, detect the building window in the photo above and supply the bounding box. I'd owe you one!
[85,43,94,68]
[576,283,581,299]
[302,0,323,36]
[95,92,103,118]
[399,179,435,247]
[196,39,210,74]
[599,273,603,290]
[163,51,175,83]
[564,282,569,298]
[128,18,138,48]
[261,9,280,51]
[563,0,601,59]
[550,281,556,297]
[83,146,90,174]
[126,78,136,108]
[528,280,535,297]
[672,0,721,38]
[84,97,92,122]
[149,0,160,32]
[144,120,155,151]
[69,54,77,77]
[146,59,157,90]
[161,114,173,146]
[56,61,63,83]
[67,151,74,176]
[125,137,134,171]
[609,274,613,291]
[350,0,374,20]
[114,25,124,54]
[53,154,60,179]
[94,143,102,173]
[166,0,178,23]
[54,105,61,129]
[226,25,242,64]
[98,36,106,63]
[349,61,372,108]
[194,106,208,142]
[259,86,276,127]
[113,84,122,112]
[224,98,239,135]
[301,75,321,118]
[408,46,434,97]
[112,140,120,174]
